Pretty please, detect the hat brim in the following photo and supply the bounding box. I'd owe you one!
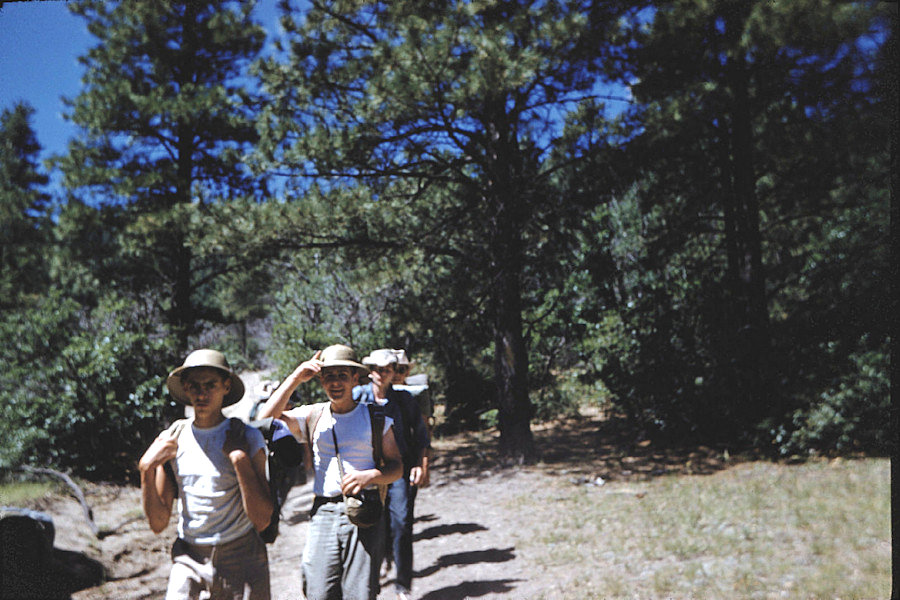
[166,365,245,407]
[362,358,394,368]
[322,360,368,371]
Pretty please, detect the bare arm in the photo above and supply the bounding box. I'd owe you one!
[224,422,273,532]
[257,351,322,420]
[138,432,178,534]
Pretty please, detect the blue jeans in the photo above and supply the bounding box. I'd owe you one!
[384,476,418,593]
[302,499,385,600]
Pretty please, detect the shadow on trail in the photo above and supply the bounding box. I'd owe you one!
[415,546,515,578]
[418,578,521,600]
[414,522,488,541]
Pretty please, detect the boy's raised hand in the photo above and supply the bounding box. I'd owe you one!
[294,349,324,383]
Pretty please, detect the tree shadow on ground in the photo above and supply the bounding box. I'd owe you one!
[414,522,488,541]
[433,408,745,483]
[415,547,516,578]
[417,579,522,600]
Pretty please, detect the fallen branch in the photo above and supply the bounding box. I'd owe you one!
[19,466,99,537]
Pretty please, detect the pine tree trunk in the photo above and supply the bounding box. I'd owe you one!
[723,53,774,425]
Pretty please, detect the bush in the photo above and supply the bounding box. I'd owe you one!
[0,291,176,481]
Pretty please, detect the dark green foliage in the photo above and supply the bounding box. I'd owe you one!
[0,291,176,480]
[0,103,50,308]
[595,0,892,453]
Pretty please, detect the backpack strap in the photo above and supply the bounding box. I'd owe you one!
[162,418,191,498]
[367,403,385,468]
[302,403,329,477]
[304,403,329,445]
[367,403,388,503]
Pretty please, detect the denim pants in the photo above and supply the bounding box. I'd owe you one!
[384,476,418,593]
[165,529,270,600]
[302,499,386,600]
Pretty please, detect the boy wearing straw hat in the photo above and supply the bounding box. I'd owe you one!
[354,348,430,600]
[138,349,273,600]
[257,344,402,600]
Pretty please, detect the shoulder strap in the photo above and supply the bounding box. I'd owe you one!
[367,403,385,467]
[165,418,190,439]
[304,402,329,446]
[302,403,328,474]
[162,418,190,497]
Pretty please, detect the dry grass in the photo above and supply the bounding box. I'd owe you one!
[510,459,889,599]
[432,408,891,599]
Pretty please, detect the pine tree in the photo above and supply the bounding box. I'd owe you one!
[258,0,632,461]
[54,0,267,348]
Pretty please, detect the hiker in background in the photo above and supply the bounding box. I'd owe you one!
[257,344,403,600]
[391,349,435,440]
[138,349,273,600]
[355,348,431,600]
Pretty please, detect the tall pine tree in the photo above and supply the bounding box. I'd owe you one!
[55,0,267,349]
[258,0,631,461]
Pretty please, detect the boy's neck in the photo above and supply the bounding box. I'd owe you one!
[193,411,226,429]
[329,395,356,414]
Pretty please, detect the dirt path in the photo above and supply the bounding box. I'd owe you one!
[34,407,732,600]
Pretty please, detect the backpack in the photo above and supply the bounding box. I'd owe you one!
[162,417,303,544]
[248,417,304,543]
[304,402,387,503]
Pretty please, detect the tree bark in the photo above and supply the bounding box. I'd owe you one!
[721,18,775,425]
[484,110,537,463]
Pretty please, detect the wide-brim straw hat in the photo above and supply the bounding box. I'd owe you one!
[362,348,398,368]
[321,344,368,371]
[166,349,245,407]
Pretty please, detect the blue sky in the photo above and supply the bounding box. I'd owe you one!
[0,0,282,166]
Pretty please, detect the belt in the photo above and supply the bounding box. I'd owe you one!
[311,495,344,517]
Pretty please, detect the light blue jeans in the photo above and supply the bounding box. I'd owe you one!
[302,499,386,600]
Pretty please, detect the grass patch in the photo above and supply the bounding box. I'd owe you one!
[0,480,56,506]
[509,458,889,599]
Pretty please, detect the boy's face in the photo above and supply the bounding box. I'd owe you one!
[182,367,230,418]
[369,364,395,391]
[318,366,356,402]
[392,363,409,385]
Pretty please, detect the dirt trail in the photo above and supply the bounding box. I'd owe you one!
[26,407,731,600]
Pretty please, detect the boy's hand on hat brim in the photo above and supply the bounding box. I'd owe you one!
[294,350,324,383]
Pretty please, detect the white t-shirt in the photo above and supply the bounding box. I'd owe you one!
[171,418,267,545]
[286,402,393,498]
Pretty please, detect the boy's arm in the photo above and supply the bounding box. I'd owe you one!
[257,351,322,420]
[138,432,178,534]
[231,448,274,531]
[405,396,432,487]
[224,421,273,532]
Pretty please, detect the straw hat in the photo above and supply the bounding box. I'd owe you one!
[362,348,398,368]
[166,349,245,407]
[320,344,368,371]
